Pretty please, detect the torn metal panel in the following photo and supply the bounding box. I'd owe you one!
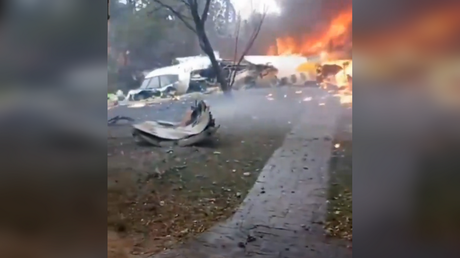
[132,100,219,147]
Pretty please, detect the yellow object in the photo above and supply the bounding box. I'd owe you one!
[296,62,317,73]
[295,62,319,82]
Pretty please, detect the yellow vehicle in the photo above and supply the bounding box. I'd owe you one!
[295,59,352,88]
[318,60,352,90]
[295,62,318,83]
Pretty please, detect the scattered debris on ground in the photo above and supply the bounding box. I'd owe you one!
[107,91,300,256]
[325,140,352,241]
[108,127,292,255]
[107,90,223,112]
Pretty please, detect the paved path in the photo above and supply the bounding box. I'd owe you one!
[152,94,351,258]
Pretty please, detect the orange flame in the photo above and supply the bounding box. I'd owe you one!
[267,8,352,56]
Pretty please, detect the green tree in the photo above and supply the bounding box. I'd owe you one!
[111,0,205,68]
[109,0,165,68]
[151,0,236,94]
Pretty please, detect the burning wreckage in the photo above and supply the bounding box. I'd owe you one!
[108,55,352,147]
[111,54,279,102]
[110,52,352,103]
[244,55,352,90]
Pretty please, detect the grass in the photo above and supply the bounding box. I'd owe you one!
[107,114,294,256]
[325,140,352,241]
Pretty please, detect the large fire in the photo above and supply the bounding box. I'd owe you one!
[267,7,352,56]
[265,7,353,105]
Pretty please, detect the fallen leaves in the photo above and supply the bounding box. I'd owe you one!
[107,90,305,256]
[325,187,352,241]
[107,121,294,256]
[325,140,352,241]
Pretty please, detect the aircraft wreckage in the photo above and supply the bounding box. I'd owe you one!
[110,53,352,103]
[107,53,352,147]
[111,53,279,102]
[108,100,219,147]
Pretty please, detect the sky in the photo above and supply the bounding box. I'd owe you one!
[116,0,281,20]
[231,0,281,19]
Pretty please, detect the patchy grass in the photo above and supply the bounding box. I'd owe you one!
[107,113,295,256]
[325,140,352,241]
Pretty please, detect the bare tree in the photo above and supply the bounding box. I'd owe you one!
[152,0,231,95]
[228,7,267,88]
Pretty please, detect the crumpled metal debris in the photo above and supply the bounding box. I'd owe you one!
[132,100,220,147]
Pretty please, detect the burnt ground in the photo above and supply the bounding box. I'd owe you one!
[107,88,321,256]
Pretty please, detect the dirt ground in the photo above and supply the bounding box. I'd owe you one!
[107,89,306,257]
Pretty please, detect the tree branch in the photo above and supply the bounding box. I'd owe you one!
[187,0,202,31]
[229,11,266,87]
[147,5,194,23]
[152,0,197,33]
[228,16,241,87]
[238,12,266,64]
[147,6,166,14]
[177,0,191,7]
[201,0,212,24]
[233,16,241,65]
[187,0,198,10]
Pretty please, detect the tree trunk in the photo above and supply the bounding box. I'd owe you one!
[196,27,231,95]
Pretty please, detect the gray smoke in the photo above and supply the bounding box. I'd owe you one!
[202,88,311,132]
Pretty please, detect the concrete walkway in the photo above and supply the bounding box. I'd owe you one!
[153,95,351,258]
